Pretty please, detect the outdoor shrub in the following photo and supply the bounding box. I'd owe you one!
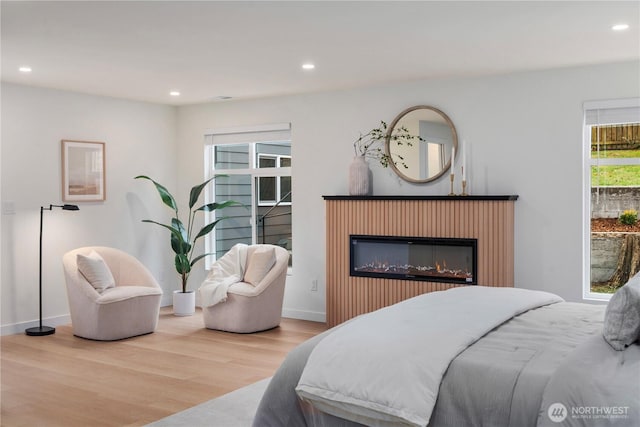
[619,209,639,226]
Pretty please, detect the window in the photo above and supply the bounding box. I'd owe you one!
[583,99,640,300]
[204,124,292,268]
[257,153,291,206]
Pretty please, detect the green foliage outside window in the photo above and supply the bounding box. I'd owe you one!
[619,209,639,226]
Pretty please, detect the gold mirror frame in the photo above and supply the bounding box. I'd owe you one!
[385,105,458,184]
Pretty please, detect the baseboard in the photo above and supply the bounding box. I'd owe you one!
[1,314,72,336]
[281,308,326,323]
[1,307,326,335]
[4,297,174,336]
[160,295,325,323]
[160,294,174,307]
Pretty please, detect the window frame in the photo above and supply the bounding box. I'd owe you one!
[582,98,640,301]
[203,124,292,270]
[257,153,292,207]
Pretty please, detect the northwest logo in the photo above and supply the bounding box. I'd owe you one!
[548,403,568,423]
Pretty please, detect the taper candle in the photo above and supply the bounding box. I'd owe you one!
[450,146,455,175]
[462,140,466,181]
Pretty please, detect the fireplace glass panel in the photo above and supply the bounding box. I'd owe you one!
[350,235,477,284]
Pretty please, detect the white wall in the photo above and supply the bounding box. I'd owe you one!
[177,61,640,321]
[1,83,178,334]
[2,61,638,332]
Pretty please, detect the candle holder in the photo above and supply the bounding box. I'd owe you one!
[461,180,468,196]
[449,173,455,196]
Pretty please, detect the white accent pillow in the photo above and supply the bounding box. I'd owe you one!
[243,247,276,286]
[603,272,640,351]
[77,251,116,293]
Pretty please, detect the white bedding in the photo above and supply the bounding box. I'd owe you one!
[295,286,564,427]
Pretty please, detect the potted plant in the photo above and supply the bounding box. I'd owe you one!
[135,175,239,316]
[350,121,425,195]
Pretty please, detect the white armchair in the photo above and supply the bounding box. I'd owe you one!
[62,246,163,341]
[201,244,289,333]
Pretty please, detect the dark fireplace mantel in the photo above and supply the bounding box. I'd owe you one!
[323,195,519,201]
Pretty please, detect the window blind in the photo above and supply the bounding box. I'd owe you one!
[205,123,291,145]
[584,98,640,125]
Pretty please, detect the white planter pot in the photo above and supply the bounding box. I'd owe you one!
[173,290,195,316]
[349,155,371,196]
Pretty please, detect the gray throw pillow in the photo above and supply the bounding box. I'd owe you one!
[603,272,640,351]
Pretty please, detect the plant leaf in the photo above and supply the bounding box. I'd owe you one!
[174,254,191,274]
[141,219,181,238]
[195,200,243,212]
[188,177,215,209]
[142,219,192,255]
[193,218,227,241]
[190,252,216,267]
[135,176,178,212]
[188,174,228,209]
[170,218,190,254]
[171,218,189,242]
[170,232,191,255]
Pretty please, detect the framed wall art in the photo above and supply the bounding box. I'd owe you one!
[61,140,106,202]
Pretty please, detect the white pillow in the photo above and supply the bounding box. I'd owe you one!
[603,272,640,351]
[77,251,116,293]
[243,247,276,286]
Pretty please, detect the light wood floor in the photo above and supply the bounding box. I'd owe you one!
[1,308,327,427]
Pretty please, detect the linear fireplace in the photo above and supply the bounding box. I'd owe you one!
[350,235,477,285]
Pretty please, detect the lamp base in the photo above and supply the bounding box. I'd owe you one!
[25,326,55,336]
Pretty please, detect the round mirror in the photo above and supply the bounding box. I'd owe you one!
[385,105,458,183]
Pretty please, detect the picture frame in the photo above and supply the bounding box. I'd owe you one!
[61,140,106,202]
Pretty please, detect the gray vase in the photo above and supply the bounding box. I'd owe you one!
[349,155,371,195]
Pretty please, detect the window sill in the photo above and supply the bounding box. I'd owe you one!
[583,292,612,303]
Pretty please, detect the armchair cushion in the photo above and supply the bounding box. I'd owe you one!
[77,250,115,293]
[228,281,260,297]
[96,285,162,304]
[243,246,276,286]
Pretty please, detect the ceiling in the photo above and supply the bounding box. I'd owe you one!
[2,1,639,106]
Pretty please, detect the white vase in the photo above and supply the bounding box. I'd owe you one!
[349,155,371,195]
[173,290,195,316]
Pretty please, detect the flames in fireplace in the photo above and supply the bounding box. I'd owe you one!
[355,258,472,281]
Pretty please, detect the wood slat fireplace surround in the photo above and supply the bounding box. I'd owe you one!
[324,195,518,327]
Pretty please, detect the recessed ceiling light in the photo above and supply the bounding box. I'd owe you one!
[612,23,629,31]
[19,66,32,73]
[302,63,315,70]
[169,91,180,96]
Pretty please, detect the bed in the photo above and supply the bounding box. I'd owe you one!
[253,282,640,427]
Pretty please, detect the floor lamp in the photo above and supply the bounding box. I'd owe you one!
[26,203,79,336]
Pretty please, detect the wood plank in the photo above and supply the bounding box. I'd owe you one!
[0,308,327,427]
